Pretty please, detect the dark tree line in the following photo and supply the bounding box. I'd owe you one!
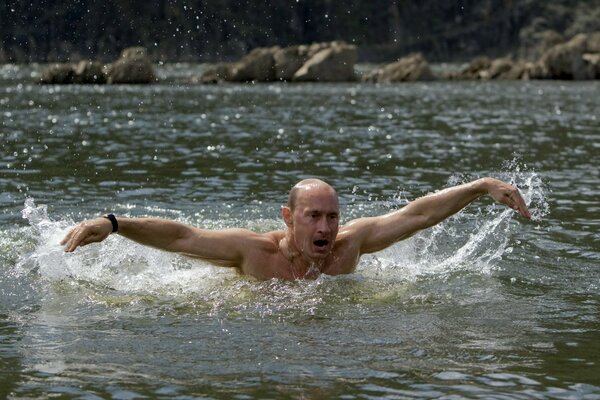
[1,0,598,62]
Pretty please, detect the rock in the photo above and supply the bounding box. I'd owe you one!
[38,47,155,84]
[586,32,600,53]
[292,43,357,82]
[519,27,564,60]
[196,62,233,84]
[106,46,156,84]
[480,57,528,80]
[39,63,75,84]
[120,47,148,60]
[443,55,531,81]
[533,32,600,79]
[273,46,309,81]
[503,60,531,80]
[457,56,491,80]
[229,46,280,82]
[198,41,356,83]
[73,60,106,84]
[39,61,107,84]
[583,53,600,79]
[485,57,514,79]
[363,53,435,82]
[539,31,566,55]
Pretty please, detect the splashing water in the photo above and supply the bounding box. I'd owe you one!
[17,199,233,297]
[18,198,73,280]
[17,166,548,312]
[361,167,548,281]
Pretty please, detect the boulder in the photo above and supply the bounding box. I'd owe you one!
[443,56,531,80]
[292,43,357,82]
[519,27,564,60]
[120,47,148,59]
[273,46,309,81]
[455,56,491,80]
[503,60,531,80]
[583,53,600,79]
[538,31,566,55]
[305,41,344,58]
[480,57,529,80]
[196,62,233,84]
[229,46,280,82]
[196,41,357,83]
[106,46,156,84]
[39,61,107,84]
[39,63,75,84]
[532,32,600,79]
[73,60,106,84]
[363,53,435,82]
[485,57,513,79]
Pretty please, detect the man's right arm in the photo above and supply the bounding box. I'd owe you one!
[61,217,252,267]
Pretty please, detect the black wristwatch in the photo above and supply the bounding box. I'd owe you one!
[103,213,118,233]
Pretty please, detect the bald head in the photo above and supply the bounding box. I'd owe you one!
[287,179,338,211]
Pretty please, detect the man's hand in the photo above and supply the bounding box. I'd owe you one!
[482,177,531,219]
[60,217,113,252]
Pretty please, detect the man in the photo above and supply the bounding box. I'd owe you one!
[61,177,530,280]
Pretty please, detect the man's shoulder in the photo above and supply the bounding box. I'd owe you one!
[338,217,372,239]
[335,217,380,252]
[241,229,283,252]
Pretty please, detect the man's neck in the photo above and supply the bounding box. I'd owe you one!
[279,235,325,278]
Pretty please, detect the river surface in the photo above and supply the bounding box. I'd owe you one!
[1,64,599,399]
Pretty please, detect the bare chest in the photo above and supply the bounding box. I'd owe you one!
[240,247,360,281]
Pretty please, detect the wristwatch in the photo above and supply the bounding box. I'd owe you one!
[103,213,118,233]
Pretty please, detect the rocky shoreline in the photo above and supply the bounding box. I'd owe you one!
[39,47,156,84]
[39,32,600,84]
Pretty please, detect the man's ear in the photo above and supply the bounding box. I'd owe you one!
[282,206,293,227]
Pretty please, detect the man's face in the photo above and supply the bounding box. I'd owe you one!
[284,186,340,260]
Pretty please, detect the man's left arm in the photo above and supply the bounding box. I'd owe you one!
[342,177,531,254]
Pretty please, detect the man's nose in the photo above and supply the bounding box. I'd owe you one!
[316,217,331,233]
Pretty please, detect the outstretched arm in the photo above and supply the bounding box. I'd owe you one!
[61,216,254,267]
[343,177,531,254]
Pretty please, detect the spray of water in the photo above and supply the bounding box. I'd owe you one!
[16,164,548,313]
[359,164,548,282]
[17,199,233,296]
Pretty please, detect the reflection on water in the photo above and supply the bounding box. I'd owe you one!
[1,67,599,397]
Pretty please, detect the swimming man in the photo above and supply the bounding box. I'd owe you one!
[61,177,531,280]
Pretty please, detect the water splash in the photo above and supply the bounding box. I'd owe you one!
[16,164,548,314]
[361,165,548,281]
[17,198,73,280]
[17,199,234,298]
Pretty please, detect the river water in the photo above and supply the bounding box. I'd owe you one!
[1,64,599,398]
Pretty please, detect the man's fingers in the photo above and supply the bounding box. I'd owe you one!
[60,228,75,245]
[65,234,81,252]
[517,200,532,219]
[63,226,87,252]
[510,191,531,219]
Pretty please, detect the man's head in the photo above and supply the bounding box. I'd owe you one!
[282,179,340,261]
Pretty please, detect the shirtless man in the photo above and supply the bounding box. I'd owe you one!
[61,177,531,280]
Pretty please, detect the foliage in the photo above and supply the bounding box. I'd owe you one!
[0,0,597,62]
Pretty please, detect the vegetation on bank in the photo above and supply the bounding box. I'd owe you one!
[2,0,600,63]
[39,31,600,85]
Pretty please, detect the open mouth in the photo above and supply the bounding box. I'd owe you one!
[313,239,329,248]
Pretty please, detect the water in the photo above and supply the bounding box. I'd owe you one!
[1,63,599,398]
